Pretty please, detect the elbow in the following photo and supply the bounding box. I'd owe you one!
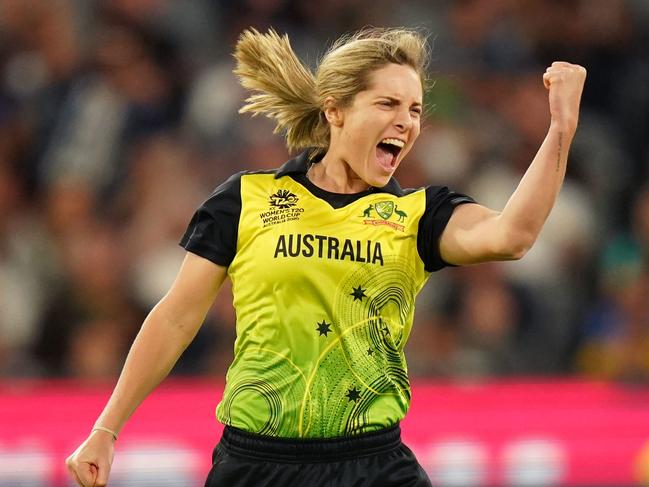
[498,228,536,261]
[507,243,531,261]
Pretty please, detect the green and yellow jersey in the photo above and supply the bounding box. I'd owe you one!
[180,151,474,439]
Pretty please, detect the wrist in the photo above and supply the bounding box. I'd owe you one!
[549,119,577,138]
[92,425,119,442]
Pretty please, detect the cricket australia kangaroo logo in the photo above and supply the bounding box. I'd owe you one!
[361,200,407,231]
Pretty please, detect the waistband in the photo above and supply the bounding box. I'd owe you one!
[219,424,402,463]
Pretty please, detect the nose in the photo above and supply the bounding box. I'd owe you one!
[394,106,414,133]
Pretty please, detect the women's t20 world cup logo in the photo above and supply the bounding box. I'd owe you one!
[269,189,299,208]
[260,188,304,228]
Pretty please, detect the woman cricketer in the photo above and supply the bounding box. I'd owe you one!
[66,27,586,487]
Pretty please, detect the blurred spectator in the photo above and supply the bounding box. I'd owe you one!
[32,221,146,376]
[577,186,649,381]
[410,262,539,378]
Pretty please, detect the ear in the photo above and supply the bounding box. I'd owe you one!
[323,97,344,127]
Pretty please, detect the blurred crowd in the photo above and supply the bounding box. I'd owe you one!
[1,0,648,382]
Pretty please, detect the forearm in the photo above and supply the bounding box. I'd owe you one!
[498,122,573,251]
[66,255,225,487]
[92,298,200,434]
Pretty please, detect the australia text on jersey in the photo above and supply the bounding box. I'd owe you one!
[274,233,384,266]
[260,189,305,227]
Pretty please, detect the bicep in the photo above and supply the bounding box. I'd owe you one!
[156,252,228,333]
[439,203,513,265]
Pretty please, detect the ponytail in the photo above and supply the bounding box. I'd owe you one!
[233,29,329,151]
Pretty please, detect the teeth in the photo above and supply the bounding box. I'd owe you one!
[381,138,405,148]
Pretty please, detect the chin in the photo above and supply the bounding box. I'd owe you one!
[368,174,392,188]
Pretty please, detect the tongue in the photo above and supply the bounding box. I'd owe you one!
[376,145,394,171]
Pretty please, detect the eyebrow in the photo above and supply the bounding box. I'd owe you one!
[379,95,423,107]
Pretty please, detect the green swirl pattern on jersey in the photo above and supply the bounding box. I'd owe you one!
[216,172,430,438]
[302,254,415,437]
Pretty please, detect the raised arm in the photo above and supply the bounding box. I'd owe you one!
[440,62,587,265]
[66,252,227,487]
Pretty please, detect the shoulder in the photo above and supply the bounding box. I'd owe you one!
[204,163,286,202]
[422,185,475,207]
[217,151,309,189]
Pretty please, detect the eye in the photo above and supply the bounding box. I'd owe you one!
[378,100,393,107]
[411,106,422,116]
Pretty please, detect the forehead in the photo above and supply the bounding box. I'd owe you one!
[364,63,423,102]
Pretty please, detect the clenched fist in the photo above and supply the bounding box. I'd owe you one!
[543,62,587,135]
[66,430,115,487]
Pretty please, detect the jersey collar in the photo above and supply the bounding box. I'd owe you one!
[275,150,405,197]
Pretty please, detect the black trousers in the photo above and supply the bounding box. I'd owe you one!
[204,424,432,487]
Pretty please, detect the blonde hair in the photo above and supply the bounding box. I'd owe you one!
[233,27,429,153]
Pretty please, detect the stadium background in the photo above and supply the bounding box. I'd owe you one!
[1,0,648,485]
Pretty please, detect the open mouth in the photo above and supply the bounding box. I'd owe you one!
[376,138,404,170]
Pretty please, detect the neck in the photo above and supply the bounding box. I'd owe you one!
[308,150,370,194]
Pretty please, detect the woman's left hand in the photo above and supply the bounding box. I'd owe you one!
[543,61,587,135]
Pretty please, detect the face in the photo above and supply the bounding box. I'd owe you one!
[328,63,423,187]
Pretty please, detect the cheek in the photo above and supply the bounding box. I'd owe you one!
[403,126,421,156]
[344,118,375,149]
[412,119,421,136]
